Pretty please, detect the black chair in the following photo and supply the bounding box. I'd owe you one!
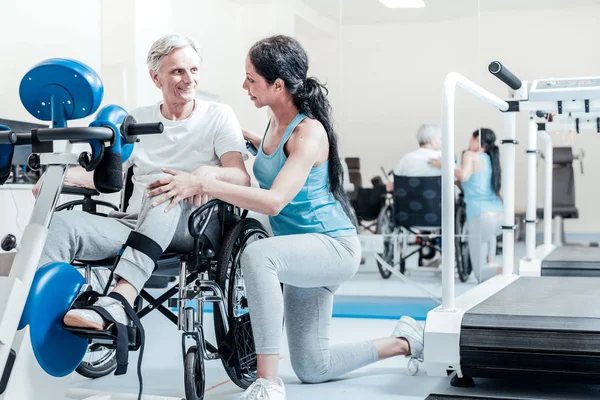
[58,167,269,400]
[536,146,583,245]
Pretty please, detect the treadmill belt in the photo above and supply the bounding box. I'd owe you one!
[460,277,600,382]
[542,245,600,276]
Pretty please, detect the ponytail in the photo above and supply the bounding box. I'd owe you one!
[476,128,502,198]
[294,78,357,226]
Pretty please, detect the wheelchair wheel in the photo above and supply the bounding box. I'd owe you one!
[375,204,394,279]
[455,201,472,283]
[75,268,117,378]
[214,217,269,390]
[184,346,205,400]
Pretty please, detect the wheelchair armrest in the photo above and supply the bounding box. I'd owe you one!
[61,186,100,197]
[188,199,225,238]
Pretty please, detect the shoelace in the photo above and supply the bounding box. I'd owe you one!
[407,357,420,376]
[241,380,274,400]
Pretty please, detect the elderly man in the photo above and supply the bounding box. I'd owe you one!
[33,33,249,330]
[385,124,442,192]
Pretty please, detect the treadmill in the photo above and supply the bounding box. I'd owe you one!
[535,147,600,276]
[424,62,600,391]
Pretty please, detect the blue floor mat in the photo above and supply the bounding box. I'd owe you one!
[173,296,437,321]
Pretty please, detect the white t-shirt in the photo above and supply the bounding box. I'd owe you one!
[124,100,247,214]
[392,147,442,177]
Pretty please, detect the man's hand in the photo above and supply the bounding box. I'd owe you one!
[32,173,45,198]
[32,166,94,198]
[64,166,95,188]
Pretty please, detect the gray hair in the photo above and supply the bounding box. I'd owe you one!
[146,33,202,73]
[416,124,441,146]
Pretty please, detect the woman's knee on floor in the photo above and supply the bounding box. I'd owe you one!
[290,353,331,384]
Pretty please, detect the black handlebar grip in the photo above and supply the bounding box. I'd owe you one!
[0,131,17,144]
[35,127,115,142]
[489,61,522,90]
[127,122,164,136]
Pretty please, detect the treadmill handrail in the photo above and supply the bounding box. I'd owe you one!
[441,72,509,310]
[537,129,553,249]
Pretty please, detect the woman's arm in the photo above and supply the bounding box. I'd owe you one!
[455,151,475,182]
[242,128,263,149]
[147,121,325,214]
[428,151,475,182]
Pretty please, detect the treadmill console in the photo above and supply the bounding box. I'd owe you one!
[529,77,600,102]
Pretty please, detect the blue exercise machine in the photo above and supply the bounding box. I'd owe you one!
[0,58,162,400]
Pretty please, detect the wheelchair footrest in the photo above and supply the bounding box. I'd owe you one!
[64,323,141,351]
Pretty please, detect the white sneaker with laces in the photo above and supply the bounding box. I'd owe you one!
[392,316,424,375]
[64,296,130,330]
[240,378,285,400]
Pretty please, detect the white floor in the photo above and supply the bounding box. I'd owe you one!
[63,240,600,400]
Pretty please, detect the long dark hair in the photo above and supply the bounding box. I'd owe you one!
[473,128,501,197]
[248,35,355,224]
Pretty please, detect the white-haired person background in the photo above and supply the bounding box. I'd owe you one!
[385,124,442,192]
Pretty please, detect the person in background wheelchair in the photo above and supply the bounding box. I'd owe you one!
[146,35,424,400]
[429,128,503,283]
[32,33,250,330]
[385,123,442,192]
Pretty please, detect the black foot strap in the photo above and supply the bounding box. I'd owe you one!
[123,231,163,264]
[70,290,146,400]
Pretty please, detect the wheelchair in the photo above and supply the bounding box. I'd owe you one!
[58,167,269,400]
[350,177,388,234]
[374,175,472,282]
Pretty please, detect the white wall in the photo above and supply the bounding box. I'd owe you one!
[334,5,600,233]
[0,0,102,125]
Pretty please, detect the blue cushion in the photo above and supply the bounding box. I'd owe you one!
[89,104,134,160]
[19,58,103,124]
[18,262,88,377]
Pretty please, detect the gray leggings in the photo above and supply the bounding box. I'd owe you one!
[467,212,503,283]
[240,233,379,384]
[38,195,218,293]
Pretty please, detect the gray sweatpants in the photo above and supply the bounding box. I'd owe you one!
[240,233,379,384]
[467,212,503,283]
[38,195,214,293]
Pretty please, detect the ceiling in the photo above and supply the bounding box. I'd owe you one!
[300,0,600,25]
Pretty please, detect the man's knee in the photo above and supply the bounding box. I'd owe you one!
[48,211,78,239]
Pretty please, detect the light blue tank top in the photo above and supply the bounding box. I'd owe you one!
[461,152,504,221]
[252,113,356,238]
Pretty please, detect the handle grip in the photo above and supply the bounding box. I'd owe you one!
[489,61,522,90]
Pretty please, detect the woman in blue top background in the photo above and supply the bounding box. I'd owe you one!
[147,35,423,400]
[432,128,503,283]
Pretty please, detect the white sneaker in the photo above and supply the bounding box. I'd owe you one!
[392,316,424,375]
[240,378,285,400]
[64,296,130,330]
